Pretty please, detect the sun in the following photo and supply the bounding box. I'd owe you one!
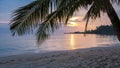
[67,22,78,26]
[66,16,81,27]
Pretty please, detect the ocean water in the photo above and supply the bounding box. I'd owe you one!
[0,24,120,57]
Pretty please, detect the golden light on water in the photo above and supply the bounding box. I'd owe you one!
[67,34,98,50]
[70,34,76,50]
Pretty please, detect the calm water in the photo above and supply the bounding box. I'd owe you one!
[0,24,120,57]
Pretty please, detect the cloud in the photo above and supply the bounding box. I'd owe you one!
[0,20,10,23]
[69,16,84,22]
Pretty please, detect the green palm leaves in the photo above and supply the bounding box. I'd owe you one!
[10,0,120,44]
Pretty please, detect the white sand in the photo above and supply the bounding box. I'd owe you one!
[0,44,120,68]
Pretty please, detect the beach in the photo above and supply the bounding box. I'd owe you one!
[1,24,120,68]
[1,0,120,68]
[0,44,120,68]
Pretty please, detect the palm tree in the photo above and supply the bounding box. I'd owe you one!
[10,0,120,44]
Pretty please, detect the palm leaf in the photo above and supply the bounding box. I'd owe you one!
[11,0,120,44]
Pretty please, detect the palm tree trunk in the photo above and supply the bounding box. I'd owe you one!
[106,3,120,41]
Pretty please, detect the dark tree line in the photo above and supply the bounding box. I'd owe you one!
[86,25,115,35]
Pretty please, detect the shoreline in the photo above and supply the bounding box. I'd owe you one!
[0,44,120,68]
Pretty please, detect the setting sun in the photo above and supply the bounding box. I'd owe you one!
[67,16,82,27]
[67,22,78,26]
[0,0,120,68]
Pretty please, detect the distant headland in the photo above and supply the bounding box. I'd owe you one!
[65,25,116,35]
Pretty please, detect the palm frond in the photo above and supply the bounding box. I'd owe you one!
[36,0,94,43]
[84,0,113,32]
[111,0,120,4]
[10,0,62,35]
[10,0,120,44]
[84,2,100,33]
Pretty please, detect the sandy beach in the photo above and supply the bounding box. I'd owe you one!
[0,44,120,68]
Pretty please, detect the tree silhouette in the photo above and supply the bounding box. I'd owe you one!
[86,25,115,35]
[10,0,120,44]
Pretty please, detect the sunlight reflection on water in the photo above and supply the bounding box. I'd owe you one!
[0,24,120,57]
[40,34,119,51]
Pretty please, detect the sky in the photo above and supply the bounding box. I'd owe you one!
[0,0,120,31]
[0,0,34,23]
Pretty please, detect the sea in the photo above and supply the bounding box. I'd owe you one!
[0,24,120,57]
